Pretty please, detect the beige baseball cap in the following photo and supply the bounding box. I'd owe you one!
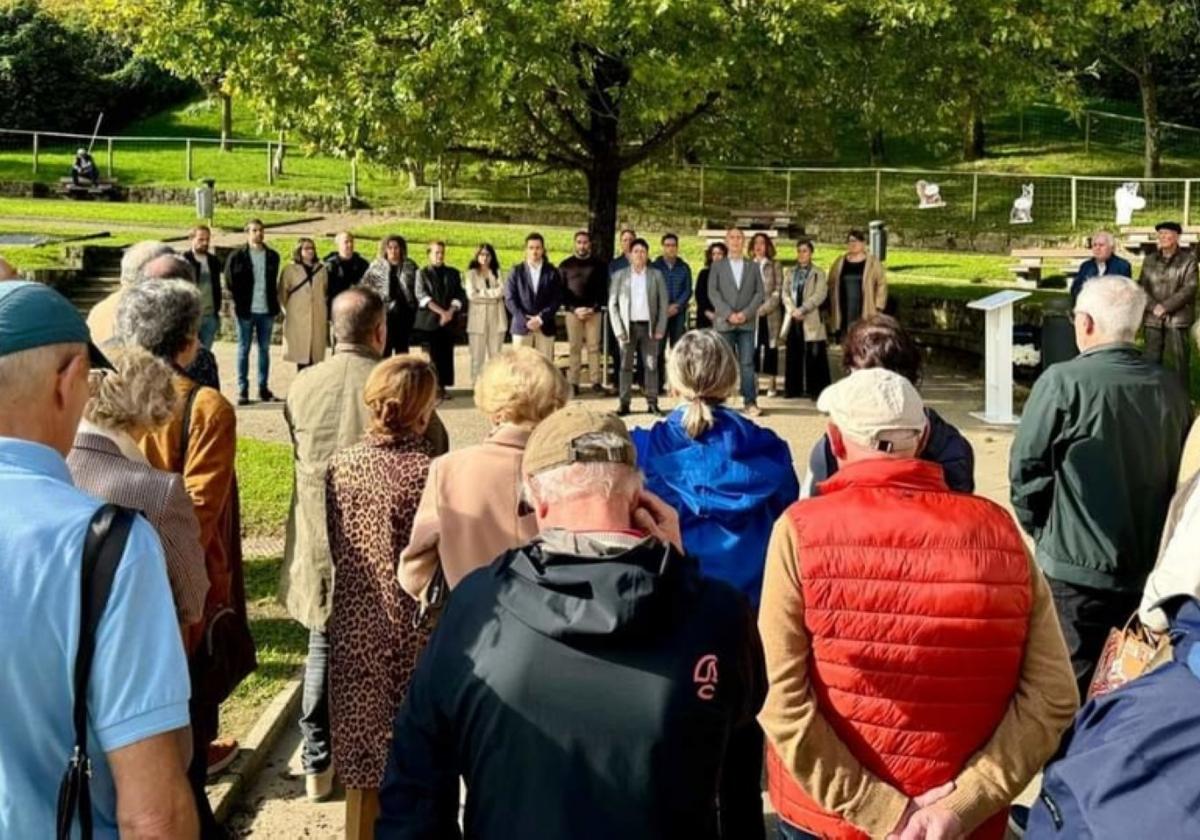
[816,368,927,450]
[522,403,637,477]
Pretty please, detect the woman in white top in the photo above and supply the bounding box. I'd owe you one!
[465,243,507,382]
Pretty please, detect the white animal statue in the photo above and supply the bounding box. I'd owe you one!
[915,180,945,209]
[1114,182,1147,226]
[1010,183,1034,224]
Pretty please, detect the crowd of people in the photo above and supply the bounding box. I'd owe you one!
[0,215,1198,840]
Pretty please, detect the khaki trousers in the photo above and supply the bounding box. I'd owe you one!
[513,331,555,360]
[468,330,504,382]
[345,788,380,840]
[565,311,603,385]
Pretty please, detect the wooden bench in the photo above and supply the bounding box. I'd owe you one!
[1008,248,1092,287]
[1119,226,1200,255]
[698,227,780,246]
[732,210,793,229]
[57,177,122,201]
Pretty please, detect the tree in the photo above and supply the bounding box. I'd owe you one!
[1083,0,1200,176]
[207,0,810,259]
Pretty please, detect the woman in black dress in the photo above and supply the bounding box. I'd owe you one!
[693,241,727,330]
[781,238,832,399]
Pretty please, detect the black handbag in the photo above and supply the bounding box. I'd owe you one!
[56,504,136,840]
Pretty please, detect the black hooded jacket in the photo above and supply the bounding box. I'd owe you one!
[376,534,766,840]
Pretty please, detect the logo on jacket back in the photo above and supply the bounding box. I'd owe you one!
[693,654,719,700]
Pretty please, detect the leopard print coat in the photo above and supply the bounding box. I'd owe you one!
[326,431,434,789]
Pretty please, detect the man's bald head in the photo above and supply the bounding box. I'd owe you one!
[120,241,173,286]
[139,253,195,284]
[332,287,386,349]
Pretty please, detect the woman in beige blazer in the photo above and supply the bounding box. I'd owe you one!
[751,232,783,397]
[399,347,569,607]
[465,243,507,382]
[278,237,329,368]
[780,238,832,399]
[827,228,887,337]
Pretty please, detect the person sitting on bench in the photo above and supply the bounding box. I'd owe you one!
[71,148,100,186]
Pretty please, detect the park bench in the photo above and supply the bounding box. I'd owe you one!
[733,209,793,230]
[698,227,780,246]
[1008,248,1092,287]
[1119,226,1200,255]
[57,177,123,201]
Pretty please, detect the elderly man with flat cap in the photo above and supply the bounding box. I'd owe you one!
[376,402,767,840]
[1140,220,1198,389]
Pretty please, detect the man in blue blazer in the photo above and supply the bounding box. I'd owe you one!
[504,232,563,360]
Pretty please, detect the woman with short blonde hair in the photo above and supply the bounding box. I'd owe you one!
[85,346,180,435]
[325,352,440,839]
[401,346,569,603]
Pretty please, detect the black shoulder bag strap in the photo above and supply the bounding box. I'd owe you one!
[56,504,136,840]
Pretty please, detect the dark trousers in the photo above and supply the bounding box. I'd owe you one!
[187,696,223,839]
[299,627,332,774]
[1144,325,1191,393]
[423,328,456,389]
[776,823,820,840]
[619,322,660,409]
[658,309,689,386]
[385,310,411,356]
[1048,577,1141,698]
[783,323,831,399]
[721,722,766,840]
[755,315,779,377]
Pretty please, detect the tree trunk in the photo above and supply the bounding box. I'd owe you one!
[405,159,426,188]
[1139,72,1162,178]
[586,161,621,264]
[219,92,233,153]
[868,128,886,165]
[963,112,986,161]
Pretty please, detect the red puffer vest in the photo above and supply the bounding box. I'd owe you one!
[766,459,1032,840]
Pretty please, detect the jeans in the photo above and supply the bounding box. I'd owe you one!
[299,627,331,774]
[776,822,820,840]
[236,312,274,394]
[723,326,757,406]
[1048,577,1142,698]
[1144,324,1191,393]
[199,314,220,350]
[619,322,660,409]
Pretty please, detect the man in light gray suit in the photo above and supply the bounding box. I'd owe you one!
[708,227,765,414]
[609,237,669,416]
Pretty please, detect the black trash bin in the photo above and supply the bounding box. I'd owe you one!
[1040,298,1078,369]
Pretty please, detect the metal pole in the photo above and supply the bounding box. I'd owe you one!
[31,133,38,175]
[266,142,274,185]
[106,137,113,179]
[785,170,792,213]
[429,186,436,220]
[971,173,979,222]
[350,154,359,199]
[1186,180,1192,228]
[1070,177,1078,229]
[186,139,193,181]
[1084,113,1091,155]
[874,170,882,215]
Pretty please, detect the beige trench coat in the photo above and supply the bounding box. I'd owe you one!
[466,268,508,337]
[756,258,784,348]
[278,261,329,365]
[780,264,829,344]
[828,254,887,334]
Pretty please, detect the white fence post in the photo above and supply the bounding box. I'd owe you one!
[106,137,114,179]
[1186,180,1192,228]
[874,170,882,214]
[31,133,38,175]
[429,186,436,220]
[1070,177,1078,229]
[971,173,979,222]
[185,139,193,181]
[350,154,359,199]
[785,170,792,212]
[266,142,274,185]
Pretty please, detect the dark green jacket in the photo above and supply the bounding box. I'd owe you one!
[1010,344,1191,591]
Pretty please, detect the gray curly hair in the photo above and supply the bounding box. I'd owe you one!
[115,279,202,361]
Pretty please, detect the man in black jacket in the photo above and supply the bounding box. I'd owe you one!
[323,231,369,309]
[181,225,224,350]
[559,230,608,394]
[377,403,766,840]
[224,218,280,404]
[412,240,466,397]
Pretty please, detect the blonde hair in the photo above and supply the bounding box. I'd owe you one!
[667,330,739,438]
[84,346,179,434]
[473,347,569,428]
[363,355,439,437]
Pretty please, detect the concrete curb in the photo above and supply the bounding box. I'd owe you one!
[209,675,304,824]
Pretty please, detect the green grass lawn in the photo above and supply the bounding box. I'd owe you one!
[0,197,301,228]
[236,437,293,539]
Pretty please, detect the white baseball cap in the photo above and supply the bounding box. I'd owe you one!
[816,368,927,451]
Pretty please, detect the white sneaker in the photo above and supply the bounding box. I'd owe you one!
[305,766,334,802]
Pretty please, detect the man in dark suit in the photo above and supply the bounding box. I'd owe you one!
[609,238,669,416]
[224,218,281,404]
[708,227,764,415]
[504,232,563,360]
[414,240,467,397]
[323,231,370,309]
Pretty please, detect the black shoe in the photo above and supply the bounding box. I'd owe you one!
[616,405,632,417]
[1007,804,1029,837]
[647,403,663,417]
[259,388,276,402]
[237,391,251,406]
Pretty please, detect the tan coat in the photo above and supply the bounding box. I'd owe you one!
[280,343,450,630]
[828,254,887,333]
[1181,419,1200,487]
[755,258,784,348]
[466,267,507,337]
[86,289,123,345]
[399,424,538,605]
[780,264,828,344]
[278,262,329,365]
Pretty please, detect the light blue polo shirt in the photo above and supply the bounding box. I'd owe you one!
[0,438,191,838]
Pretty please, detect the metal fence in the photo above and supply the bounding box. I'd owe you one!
[987,103,1200,159]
